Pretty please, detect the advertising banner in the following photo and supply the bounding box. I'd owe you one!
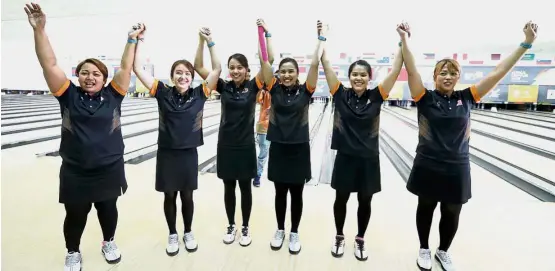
[459,67,494,84]
[481,84,508,103]
[507,85,539,103]
[537,85,555,105]
[500,67,555,85]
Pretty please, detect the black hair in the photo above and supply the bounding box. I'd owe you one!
[348,60,372,79]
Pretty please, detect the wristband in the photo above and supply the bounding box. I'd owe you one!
[520,42,532,49]
[127,38,137,44]
[398,41,402,47]
[207,41,215,48]
[318,36,327,41]
[265,32,272,38]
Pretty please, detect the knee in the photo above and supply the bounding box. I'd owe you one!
[179,190,194,203]
[418,197,438,210]
[440,203,462,217]
[334,191,350,205]
[357,194,372,207]
[164,192,178,203]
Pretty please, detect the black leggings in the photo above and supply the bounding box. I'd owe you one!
[274,182,304,233]
[333,190,373,238]
[164,190,194,234]
[64,198,118,253]
[223,179,252,227]
[416,197,463,251]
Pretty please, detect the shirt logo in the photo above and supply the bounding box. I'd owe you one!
[242,88,249,93]
[456,100,462,106]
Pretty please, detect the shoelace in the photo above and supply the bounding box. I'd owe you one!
[419,249,431,260]
[438,251,452,264]
[335,236,345,248]
[168,234,178,244]
[274,230,284,240]
[226,225,235,235]
[289,233,299,243]
[355,239,365,251]
[103,241,118,253]
[241,227,249,237]
[65,252,80,266]
[184,232,195,242]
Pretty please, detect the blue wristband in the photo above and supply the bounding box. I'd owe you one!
[398,41,402,47]
[127,38,137,44]
[318,35,327,41]
[520,42,532,49]
[265,32,272,38]
[207,41,215,48]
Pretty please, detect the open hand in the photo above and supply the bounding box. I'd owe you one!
[24,3,46,30]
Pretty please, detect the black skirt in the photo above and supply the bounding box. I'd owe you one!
[216,144,257,180]
[407,155,472,204]
[331,152,381,195]
[59,158,127,204]
[156,147,199,192]
[268,142,311,184]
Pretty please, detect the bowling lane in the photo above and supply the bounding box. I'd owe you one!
[392,108,555,155]
[392,108,555,194]
[469,113,555,140]
[380,110,538,203]
[1,101,156,119]
[495,110,555,123]
[472,110,555,129]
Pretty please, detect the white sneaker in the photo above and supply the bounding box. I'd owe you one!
[101,239,121,264]
[417,248,432,270]
[270,229,285,250]
[239,226,252,247]
[64,251,82,271]
[435,249,455,271]
[288,232,301,255]
[331,235,345,258]
[166,234,180,256]
[353,238,368,261]
[223,225,237,244]
[183,232,198,252]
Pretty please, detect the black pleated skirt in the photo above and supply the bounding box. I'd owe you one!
[331,152,381,195]
[216,144,257,180]
[267,142,311,184]
[156,147,199,192]
[59,158,127,204]
[407,155,472,204]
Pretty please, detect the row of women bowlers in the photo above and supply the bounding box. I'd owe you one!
[24,2,539,270]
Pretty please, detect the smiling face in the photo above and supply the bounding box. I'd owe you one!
[278,59,299,87]
[227,54,249,86]
[170,60,195,92]
[348,60,372,94]
[434,59,461,94]
[349,65,371,93]
[76,59,108,93]
[172,64,193,91]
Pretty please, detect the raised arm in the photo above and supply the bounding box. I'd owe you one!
[132,24,156,92]
[305,21,327,90]
[194,27,218,80]
[474,21,538,98]
[398,22,425,99]
[258,30,275,87]
[24,3,67,94]
[321,48,339,94]
[198,28,222,90]
[256,19,275,83]
[113,23,142,93]
[379,43,404,95]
